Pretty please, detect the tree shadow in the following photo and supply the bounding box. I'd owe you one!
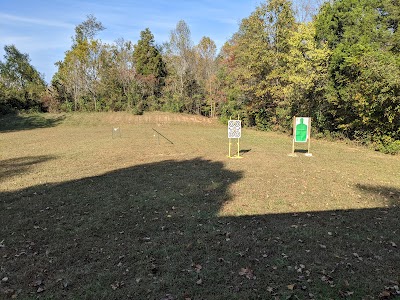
[0,113,65,132]
[0,159,398,299]
[356,183,400,205]
[0,155,57,182]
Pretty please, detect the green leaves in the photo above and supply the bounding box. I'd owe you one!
[0,45,46,113]
[314,0,400,145]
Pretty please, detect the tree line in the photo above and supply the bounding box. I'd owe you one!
[1,0,399,153]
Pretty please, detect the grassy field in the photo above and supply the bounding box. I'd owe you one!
[0,112,399,299]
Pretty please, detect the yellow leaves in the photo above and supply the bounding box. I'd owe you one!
[287,283,296,290]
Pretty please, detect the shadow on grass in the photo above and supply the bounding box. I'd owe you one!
[0,113,65,132]
[0,159,398,299]
[0,155,57,182]
[294,149,309,154]
[239,149,251,155]
[356,184,400,203]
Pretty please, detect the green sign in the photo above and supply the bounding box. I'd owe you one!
[294,117,309,142]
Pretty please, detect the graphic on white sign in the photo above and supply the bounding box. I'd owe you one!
[294,117,310,143]
[228,120,241,138]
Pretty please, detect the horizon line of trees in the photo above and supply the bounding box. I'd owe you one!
[1,0,399,153]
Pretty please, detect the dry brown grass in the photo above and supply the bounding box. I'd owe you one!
[0,112,399,299]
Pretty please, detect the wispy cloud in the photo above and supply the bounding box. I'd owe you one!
[0,13,74,29]
[0,35,32,44]
[0,0,261,82]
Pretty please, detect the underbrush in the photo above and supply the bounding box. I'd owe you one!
[313,130,400,155]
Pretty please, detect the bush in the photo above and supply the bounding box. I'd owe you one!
[373,136,400,155]
[131,101,144,115]
[382,140,400,155]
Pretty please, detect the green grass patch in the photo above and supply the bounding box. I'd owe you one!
[0,112,399,299]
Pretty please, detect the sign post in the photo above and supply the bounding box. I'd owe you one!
[291,117,312,156]
[112,127,121,138]
[228,117,242,158]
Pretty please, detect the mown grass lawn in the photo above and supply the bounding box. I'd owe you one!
[0,112,399,299]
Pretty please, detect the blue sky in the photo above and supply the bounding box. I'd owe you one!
[0,0,319,83]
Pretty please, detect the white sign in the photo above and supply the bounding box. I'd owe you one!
[228,120,241,138]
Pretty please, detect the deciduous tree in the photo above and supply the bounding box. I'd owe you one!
[0,45,46,113]
[195,37,217,116]
[315,0,400,145]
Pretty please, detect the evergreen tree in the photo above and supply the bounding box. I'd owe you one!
[133,28,166,108]
[134,28,166,77]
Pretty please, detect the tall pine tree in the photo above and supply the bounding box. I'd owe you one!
[133,28,166,108]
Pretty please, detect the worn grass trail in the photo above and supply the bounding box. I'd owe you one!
[0,112,399,299]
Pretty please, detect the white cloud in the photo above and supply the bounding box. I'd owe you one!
[0,0,260,82]
[0,13,74,29]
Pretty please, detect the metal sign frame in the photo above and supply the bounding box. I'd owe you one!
[228,118,242,158]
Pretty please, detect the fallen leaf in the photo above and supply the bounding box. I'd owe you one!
[321,275,334,285]
[196,278,203,285]
[32,279,42,287]
[339,290,354,297]
[287,284,296,290]
[36,287,45,293]
[193,264,202,272]
[110,281,124,290]
[379,290,391,298]
[390,241,397,248]
[238,268,247,275]
[239,267,255,280]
